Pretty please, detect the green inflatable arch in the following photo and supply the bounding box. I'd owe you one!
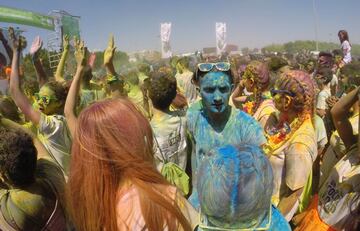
[0,6,55,31]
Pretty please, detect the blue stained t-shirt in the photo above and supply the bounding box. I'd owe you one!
[186,103,266,209]
[197,206,291,231]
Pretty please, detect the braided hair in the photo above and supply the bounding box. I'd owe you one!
[243,61,270,114]
[275,70,316,127]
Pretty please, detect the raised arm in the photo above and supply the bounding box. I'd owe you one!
[0,28,13,63]
[29,36,48,87]
[104,34,117,76]
[55,35,70,84]
[64,38,87,137]
[231,79,248,108]
[331,87,359,150]
[9,32,41,125]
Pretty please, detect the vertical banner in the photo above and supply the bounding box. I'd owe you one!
[216,22,227,55]
[160,22,172,59]
[61,15,80,38]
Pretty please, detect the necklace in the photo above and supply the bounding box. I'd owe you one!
[263,114,310,155]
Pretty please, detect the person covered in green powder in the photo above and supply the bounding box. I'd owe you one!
[54,35,106,113]
[137,62,151,87]
[186,60,266,209]
[8,32,71,178]
[103,34,126,99]
[123,69,150,118]
[0,123,67,230]
[197,144,290,231]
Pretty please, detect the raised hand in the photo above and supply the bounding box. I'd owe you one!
[74,37,87,67]
[103,34,116,65]
[8,27,27,52]
[29,36,43,56]
[63,34,70,51]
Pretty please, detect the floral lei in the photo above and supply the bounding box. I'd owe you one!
[243,94,271,116]
[243,101,256,115]
[263,113,310,155]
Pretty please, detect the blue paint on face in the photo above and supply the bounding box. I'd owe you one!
[200,72,232,114]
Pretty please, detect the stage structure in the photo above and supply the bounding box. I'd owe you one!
[0,6,80,70]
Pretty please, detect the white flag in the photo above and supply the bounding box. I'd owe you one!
[215,22,227,55]
[160,22,172,58]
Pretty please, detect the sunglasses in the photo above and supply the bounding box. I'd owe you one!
[34,93,57,105]
[197,62,231,72]
[270,89,296,97]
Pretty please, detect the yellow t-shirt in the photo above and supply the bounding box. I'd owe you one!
[268,119,317,220]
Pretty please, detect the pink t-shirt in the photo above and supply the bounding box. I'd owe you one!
[116,184,198,230]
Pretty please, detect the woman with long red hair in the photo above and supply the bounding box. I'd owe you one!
[66,98,196,231]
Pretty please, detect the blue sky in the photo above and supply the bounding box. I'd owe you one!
[1,0,359,54]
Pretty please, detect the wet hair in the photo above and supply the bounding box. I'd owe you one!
[148,71,177,110]
[338,30,350,44]
[0,127,37,187]
[197,145,273,228]
[275,70,316,117]
[42,81,68,104]
[0,97,22,123]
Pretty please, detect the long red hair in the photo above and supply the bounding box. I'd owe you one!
[67,98,191,231]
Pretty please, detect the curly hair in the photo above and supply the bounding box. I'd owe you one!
[148,71,177,110]
[0,97,22,123]
[43,81,68,105]
[0,127,37,186]
[275,70,316,119]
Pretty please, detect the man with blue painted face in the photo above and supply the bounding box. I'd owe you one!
[186,61,267,209]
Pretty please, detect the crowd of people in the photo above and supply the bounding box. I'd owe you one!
[0,26,359,231]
